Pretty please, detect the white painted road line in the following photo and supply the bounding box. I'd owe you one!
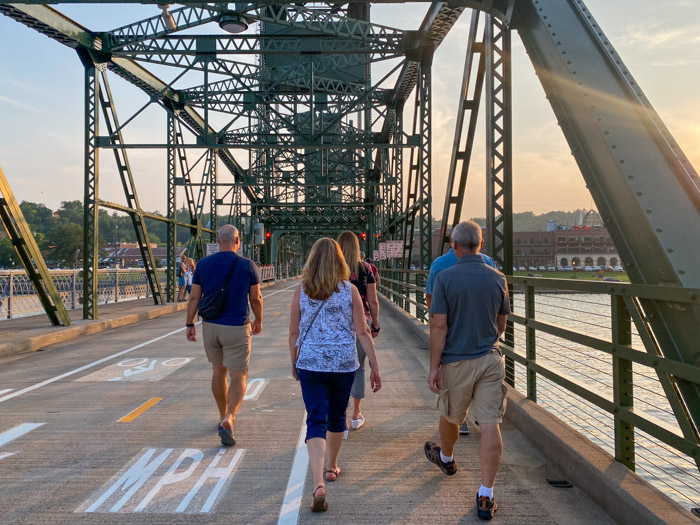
[0,389,13,396]
[0,282,298,406]
[0,422,45,448]
[0,451,18,459]
[277,412,309,525]
[0,328,186,405]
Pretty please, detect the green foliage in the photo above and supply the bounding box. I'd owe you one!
[0,236,18,268]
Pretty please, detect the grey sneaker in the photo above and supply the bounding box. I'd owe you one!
[476,493,497,520]
[459,421,470,435]
[424,442,457,475]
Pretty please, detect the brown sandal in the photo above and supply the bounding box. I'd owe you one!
[310,485,328,512]
[325,467,341,482]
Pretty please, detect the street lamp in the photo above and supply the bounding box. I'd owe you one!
[572,260,577,279]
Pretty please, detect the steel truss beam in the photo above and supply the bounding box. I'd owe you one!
[0,166,72,326]
[439,10,486,255]
[513,0,699,445]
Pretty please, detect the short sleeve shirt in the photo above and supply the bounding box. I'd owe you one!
[430,254,510,363]
[192,251,260,326]
[425,248,497,295]
[350,262,376,321]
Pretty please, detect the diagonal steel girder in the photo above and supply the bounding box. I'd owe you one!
[0,4,258,205]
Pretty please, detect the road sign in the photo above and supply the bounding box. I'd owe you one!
[75,358,194,382]
[206,243,220,256]
[387,240,403,258]
[379,243,387,260]
[373,250,379,261]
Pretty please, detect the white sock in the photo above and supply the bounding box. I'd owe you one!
[440,450,453,463]
[478,485,494,499]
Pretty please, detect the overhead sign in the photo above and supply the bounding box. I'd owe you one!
[206,243,220,256]
[379,243,387,261]
[75,358,194,383]
[78,447,244,514]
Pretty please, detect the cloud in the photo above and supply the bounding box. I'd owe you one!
[622,22,700,49]
[0,94,40,112]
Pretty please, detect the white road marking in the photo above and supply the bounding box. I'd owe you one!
[243,378,267,401]
[76,357,194,383]
[0,283,297,405]
[277,412,309,525]
[0,328,186,405]
[0,389,13,396]
[0,422,45,448]
[0,451,18,459]
[78,447,244,514]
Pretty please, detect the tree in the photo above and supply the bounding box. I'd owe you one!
[46,223,83,267]
[0,236,19,268]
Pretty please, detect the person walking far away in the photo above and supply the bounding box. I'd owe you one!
[425,233,496,436]
[289,237,381,513]
[177,250,188,302]
[185,256,196,296]
[185,224,263,447]
[424,220,510,521]
[338,231,380,436]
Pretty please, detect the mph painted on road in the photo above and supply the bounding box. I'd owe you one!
[74,357,194,382]
[77,447,244,514]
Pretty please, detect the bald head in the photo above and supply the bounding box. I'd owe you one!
[218,224,239,251]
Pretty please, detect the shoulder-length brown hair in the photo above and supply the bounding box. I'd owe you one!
[337,230,362,277]
[302,237,350,300]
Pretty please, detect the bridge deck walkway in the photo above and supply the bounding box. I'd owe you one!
[0,279,614,524]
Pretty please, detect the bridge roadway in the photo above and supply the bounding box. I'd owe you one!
[0,279,616,524]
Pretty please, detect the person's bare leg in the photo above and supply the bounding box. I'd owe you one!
[307,437,327,495]
[178,285,186,301]
[352,397,362,420]
[222,368,247,433]
[326,431,344,474]
[439,416,460,457]
[211,364,228,420]
[479,423,503,487]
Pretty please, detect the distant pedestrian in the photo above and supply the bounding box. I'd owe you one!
[177,251,188,302]
[185,225,263,447]
[289,237,381,512]
[425,220,510,520]
[185,257,196,295]
[338,231,380,434]
[363,253,380,285]
[425,239,497,435]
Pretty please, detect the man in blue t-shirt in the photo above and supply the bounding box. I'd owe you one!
[425,243,496,436]
[186,224,263,447]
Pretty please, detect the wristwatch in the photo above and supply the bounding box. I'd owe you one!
[186,323,195,328]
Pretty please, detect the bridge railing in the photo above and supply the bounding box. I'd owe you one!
[0,269,167,319]
[378,269,700,510]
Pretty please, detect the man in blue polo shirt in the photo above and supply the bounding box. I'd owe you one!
[424,220,510,520]
[185,224,263,447]
[425,233,496,436]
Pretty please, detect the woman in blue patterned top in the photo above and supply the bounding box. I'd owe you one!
[289,237,382,512]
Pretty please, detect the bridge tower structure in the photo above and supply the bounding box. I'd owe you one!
[1,0,699,506]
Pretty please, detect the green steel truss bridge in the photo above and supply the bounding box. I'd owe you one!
[1,0,699,511]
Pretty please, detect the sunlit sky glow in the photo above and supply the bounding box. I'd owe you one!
[0,1,698,220]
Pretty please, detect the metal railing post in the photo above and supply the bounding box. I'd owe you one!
[525,285,536,400]
[612,294,635,470]
[114,269,119,303]
[72,271,77,309]
[7,273,12,319]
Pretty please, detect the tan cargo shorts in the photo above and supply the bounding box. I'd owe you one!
[437,349,508,425]
[202,322,252,371]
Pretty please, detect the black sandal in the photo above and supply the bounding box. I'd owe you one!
[325,467,341,482]
[310,485,328,512]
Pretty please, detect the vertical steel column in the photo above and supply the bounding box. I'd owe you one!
[417,46,434,271]
[82,61,100,320]
[209,149,217,241]
[525,285,536,400]
[485,16,515,383]
[612,295,635,470]
[166,114,177,302]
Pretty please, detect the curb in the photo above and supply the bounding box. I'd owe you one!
[0,302,188,359]
[378,294,696,525]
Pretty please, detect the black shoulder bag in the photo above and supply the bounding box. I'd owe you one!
[198,255,240,321]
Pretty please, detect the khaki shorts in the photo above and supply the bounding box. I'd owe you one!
[202,322,252,371]
[437,349,508,425]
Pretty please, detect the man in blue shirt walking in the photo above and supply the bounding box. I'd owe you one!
[425,237,496,436]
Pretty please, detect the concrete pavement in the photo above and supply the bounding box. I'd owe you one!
[0,279,618,524]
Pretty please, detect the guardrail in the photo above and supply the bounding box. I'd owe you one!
[0,269,167,320]
[378,269,700,510]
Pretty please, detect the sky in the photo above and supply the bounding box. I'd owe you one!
[0,1,699,220]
